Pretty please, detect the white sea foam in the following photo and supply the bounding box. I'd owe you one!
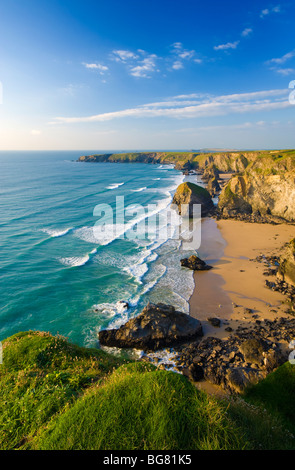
[73,226,99,244]
[40,227,72,238]
[106,182,124,190]
[59,248,97,267]
[131,187,147,192]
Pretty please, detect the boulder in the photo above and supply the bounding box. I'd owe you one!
[207,317,221,327]
[180,255,213,271]
[226,367,266,394]
[98,302,203,352]
[239,338,267,365]
[172,182,214,218]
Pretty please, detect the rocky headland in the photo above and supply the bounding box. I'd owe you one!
[81,149,295,394]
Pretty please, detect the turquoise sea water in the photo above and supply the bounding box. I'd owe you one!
[0,151,198,346]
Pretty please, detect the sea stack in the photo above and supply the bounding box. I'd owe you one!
[172,182,214,217]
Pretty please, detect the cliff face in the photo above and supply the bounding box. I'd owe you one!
[218,172,295,221]
[218,155,295,221]
[78,150,295,222]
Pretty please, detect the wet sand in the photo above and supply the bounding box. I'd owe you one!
[189,218,295,338]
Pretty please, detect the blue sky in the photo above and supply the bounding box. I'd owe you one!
[0,0,295,150]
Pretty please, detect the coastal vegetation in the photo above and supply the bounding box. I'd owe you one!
[0,330,294,450]
[78,149,295,222]
[2,149,295,451]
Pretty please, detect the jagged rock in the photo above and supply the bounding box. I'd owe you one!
[206,176,221,197]
[180,255,213,271]
[98,302,203,352]
[172,182,214,218]
[277,239,295,287]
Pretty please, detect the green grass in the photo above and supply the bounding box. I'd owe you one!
[0,331,128,449]
[1,331,295,450]
[30,363,246,450]
[244,362,295,433]
[226,362,295,449]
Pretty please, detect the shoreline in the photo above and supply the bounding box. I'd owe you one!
[189,217,295,339]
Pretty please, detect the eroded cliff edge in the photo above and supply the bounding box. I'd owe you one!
[78,149,295,222]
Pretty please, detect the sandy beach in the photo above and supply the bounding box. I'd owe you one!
[189,217,295,338]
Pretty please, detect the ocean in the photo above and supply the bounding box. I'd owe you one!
[0,151,201,347]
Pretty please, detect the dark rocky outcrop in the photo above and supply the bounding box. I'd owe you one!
[172,182,215,218]
[277,239,295,287]
[180,255,213,271]
[98,302,203,351]
[176,316,295,393]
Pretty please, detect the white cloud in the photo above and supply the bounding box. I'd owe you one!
[30,129,41,136]
[214,41,240,51]
[172,60,184,70]
[112,50,139,62]
[260,8,270,17]
[241,28,253,37]
[178,50,195,60]
[275,68,295,76]
[129,55,158,78]
[171,42,182,50]
[170,42,202,65]
[52,88,290,124]
[272,5,281,13]
[260,5,281,18]
[84,63,109,72]
[267,50,295,65]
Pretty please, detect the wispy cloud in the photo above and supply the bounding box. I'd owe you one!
[241,28,253,37]
[111,50,139,62]
[84,62,109,71]
[267,50,295,65]
[274,68,295,76]
[172,60,184,70]
[214,41,240,51]
[83,63,109,76]
[266,49,295,75]
[170,42,202,67]
[51,88,290,124]
[260,5,281,18]
[129,54,158,78]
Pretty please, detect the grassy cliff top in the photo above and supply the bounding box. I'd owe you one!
[0,330,294,450]
[175,181,211,198]
[78,149,295,175]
